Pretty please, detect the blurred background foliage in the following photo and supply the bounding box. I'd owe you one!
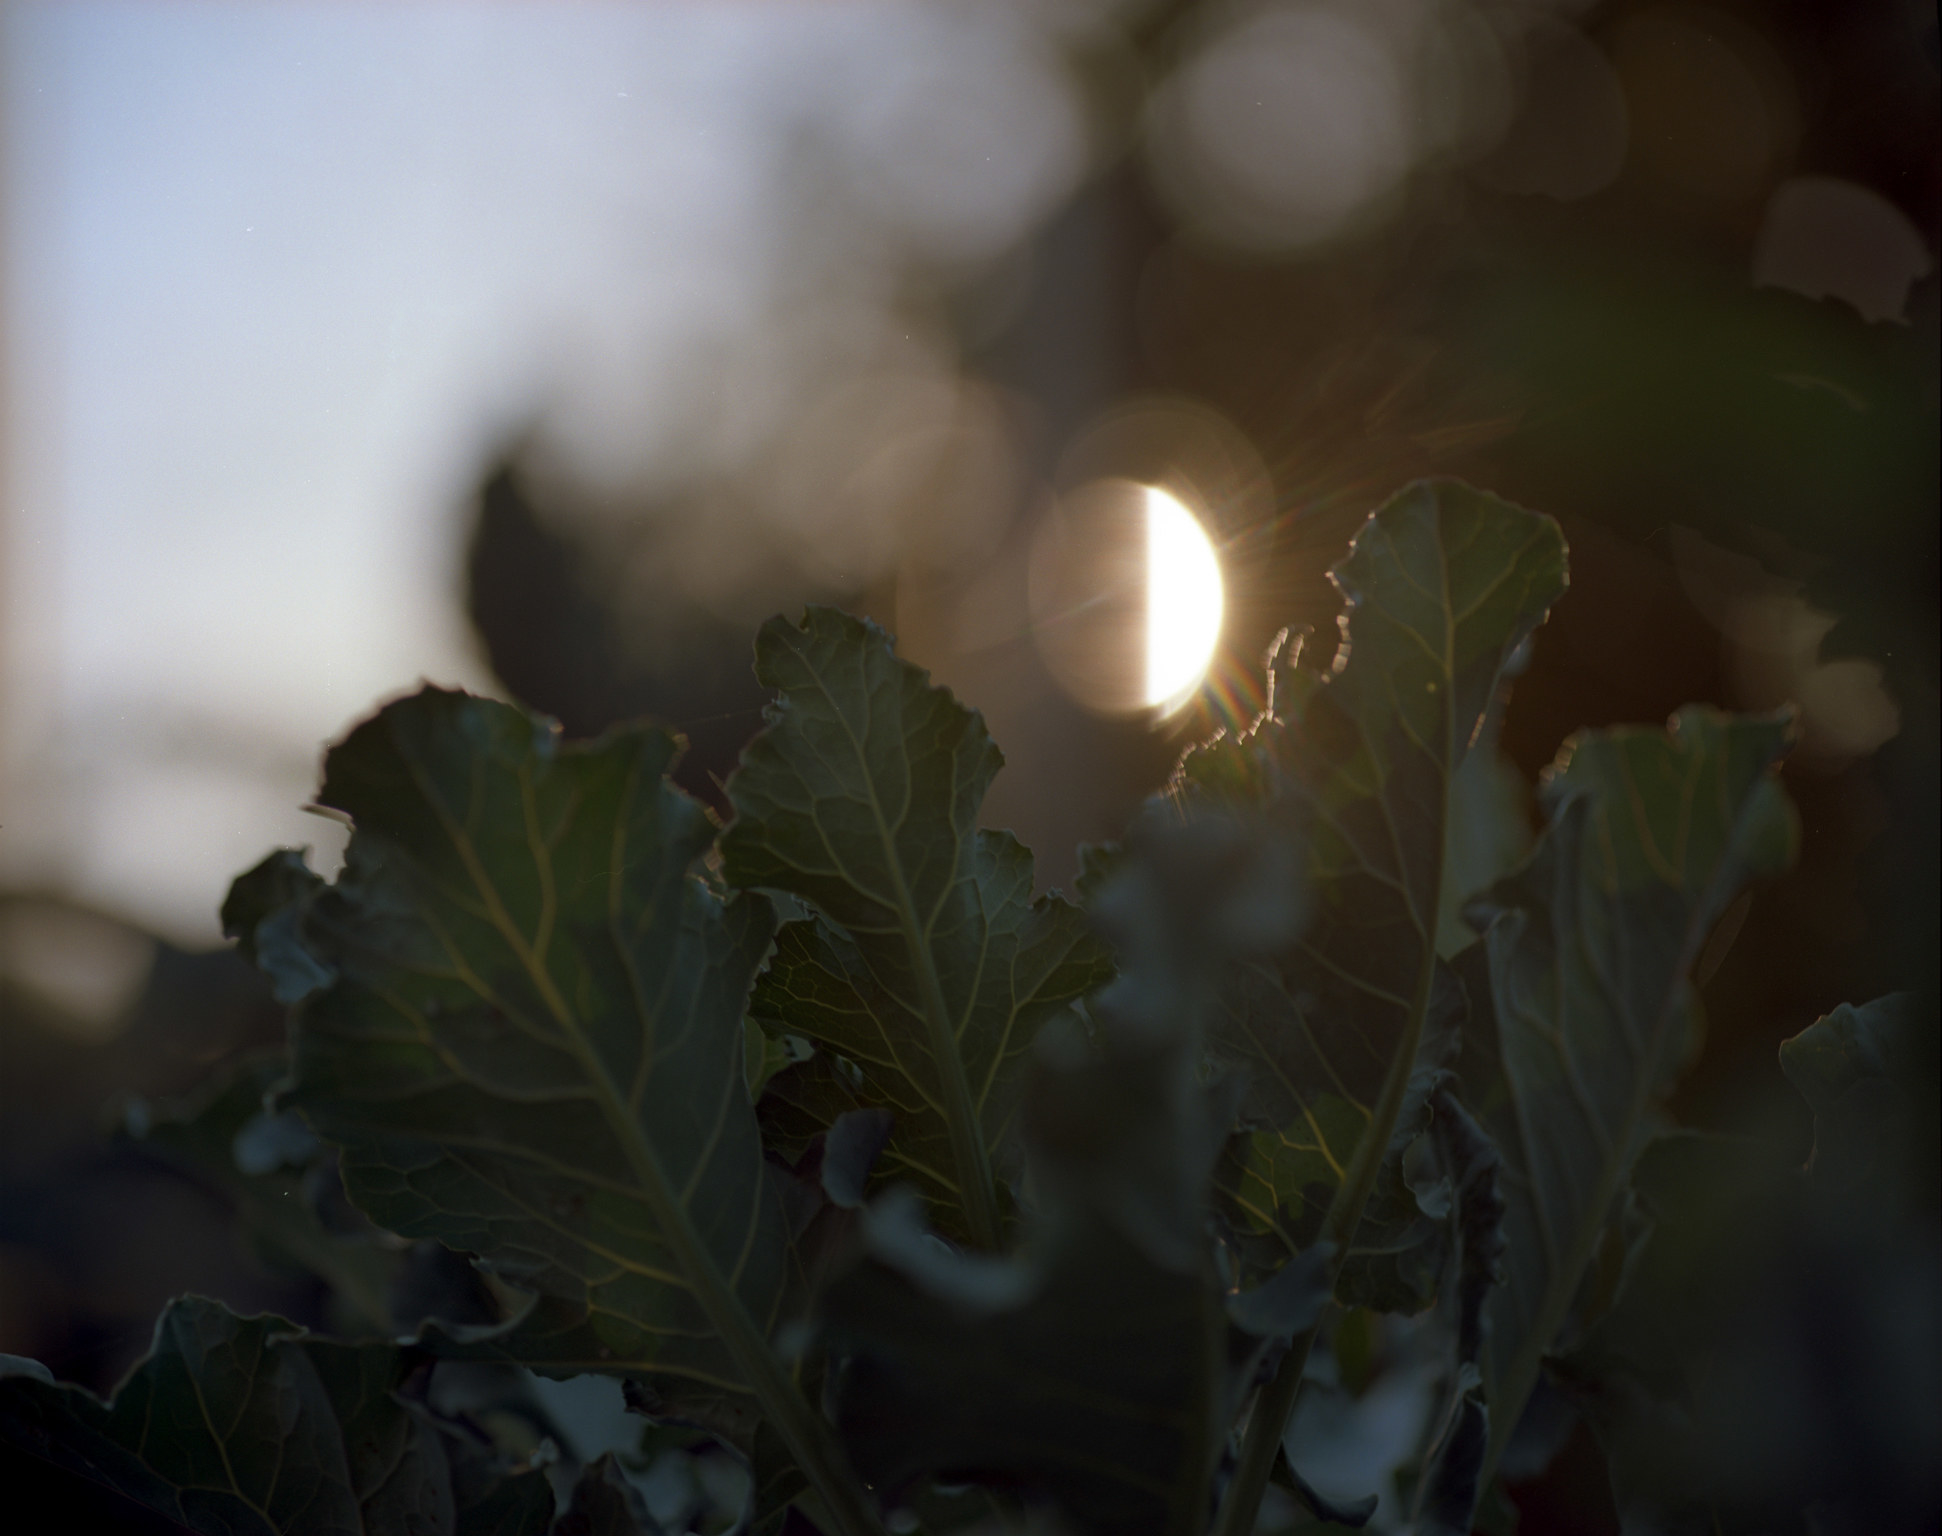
[0,1,1935,1529]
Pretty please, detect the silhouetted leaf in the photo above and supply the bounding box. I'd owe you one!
[224,689,880,1536]
[822,1033,1235,1536]
[722,608,1113,1248]
[1553,999,1942,1534]
[755,1054,872,1169]
[1460,708,1796,1479]
[125,1050,400,1336]
[458,1468,559,1536]
[1548,1132,1802,1535]
[1176,481,1565,1298]
[1779,992,1921,1191]
[0,1295,553,1536]
[223,848,336,1004]
[821,820,1292,1536]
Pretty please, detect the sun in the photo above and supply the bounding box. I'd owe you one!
[1144,486,1225,713]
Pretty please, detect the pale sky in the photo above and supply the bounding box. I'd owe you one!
[2,1,1069,942]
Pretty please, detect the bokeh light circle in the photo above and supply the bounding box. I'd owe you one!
[1029,478,1225,719]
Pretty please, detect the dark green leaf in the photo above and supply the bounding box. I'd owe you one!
[0,1295,552,1536]
[1558,1084,1942,1532]
[722,608,1113,1249]
[743,1019,800,1104]
[1411,1387,1488,1536]
[822,1036,1233,1536]
[1460,708,1796,1479]
[755,1054,870,1169]
[456,1465,559,1536]
[1552,997,1937,1534]
[227,689,881,1536]
[1547,1132,1802,1535]
[125,1050,400,1336]
[223,847,336,1004]
[1429,1088,1505,1379]
[1779,992,1921,1191]
[1176,481,1565,1291]
[820,821,1277,1536]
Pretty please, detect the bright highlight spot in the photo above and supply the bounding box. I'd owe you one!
[1145,487,1225,711]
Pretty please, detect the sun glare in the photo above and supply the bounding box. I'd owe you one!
[1145,486,1225,712]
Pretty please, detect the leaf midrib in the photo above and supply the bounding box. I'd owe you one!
[1480,746,1756,1483]
[1316,533,1454,1257]
[1216,506,1470,1536]
[394,734,887,1536]
[788,636,1002,1251]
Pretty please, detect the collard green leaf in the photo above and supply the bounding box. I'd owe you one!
[1196,481,1564,1536]
[224,848,338,1004]
[0,1295,552,1536]
[1213,1010,1457,1315]
[225,689,882,1536]
[1779,992,1921,1191]
[126,1050,400,1336]
[821,820,1305,1536]
[721,608,1113,1249]
[1553,1001,1942,1534]
[1460,708,1796,1479]
[1546,1132,1805,1536]
[821,1034,1236,1536]
[1177,481,1565,1286]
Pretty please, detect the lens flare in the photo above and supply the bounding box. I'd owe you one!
[1145,486,1225,713]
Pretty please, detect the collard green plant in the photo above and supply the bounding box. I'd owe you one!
[3,476,1924,1536]
[1552,993,1941,1535]
[1457,709,1796,1485]
[0,1295,558,1536]
[721,607,1114,1250]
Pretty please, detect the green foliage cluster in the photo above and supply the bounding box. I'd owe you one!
[1,481,1924,1536]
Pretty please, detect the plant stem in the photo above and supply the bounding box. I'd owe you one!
[1213,1324,1319,1536]
[1211,927,1439,1536]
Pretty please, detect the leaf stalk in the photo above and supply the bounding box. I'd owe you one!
[1212,901,1441,1536]
[1214,1323,1318,1536]
[895,890,1004,1252]
[578,1045,888,1536]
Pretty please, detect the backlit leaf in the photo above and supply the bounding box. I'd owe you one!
[722,608,1113,1248]
[223,689,880,1536]
[1459,708,1796,1478]
[1178,480,1566,1290]
[822,820,1311,1536]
